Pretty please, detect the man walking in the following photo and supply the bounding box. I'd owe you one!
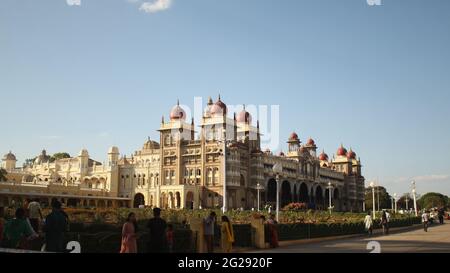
[43,200,68,252]
[147,207,167,253]
[422,210,430,232]
[203,211,216,253]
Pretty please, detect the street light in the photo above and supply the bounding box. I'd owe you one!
[327,181,334,215]
[412,181,418,216]
[256,183,264,212]
[219,139,232,214]
[272,163,283,223]
[393,193,397,213]
[369,181,376,219]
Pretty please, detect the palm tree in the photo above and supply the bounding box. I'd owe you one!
[0,168,7,182]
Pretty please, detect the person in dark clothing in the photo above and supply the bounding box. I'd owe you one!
[438,208,445,225]
[146,207,167,253]
[43,200,68,252]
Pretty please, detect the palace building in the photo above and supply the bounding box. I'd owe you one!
[0,96,365,212]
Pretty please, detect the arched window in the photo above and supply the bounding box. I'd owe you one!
[213,168,219,185]
[207,168,213,185]
[196,169,201,176]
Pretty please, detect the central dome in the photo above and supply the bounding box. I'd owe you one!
[337,144,348,156]
[210,96,227,116]
[236,105,252,124]
[170,100,186,121]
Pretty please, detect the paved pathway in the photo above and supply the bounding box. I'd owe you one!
[250,222,450,253]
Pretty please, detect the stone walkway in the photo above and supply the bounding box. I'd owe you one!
[247,222,450,253]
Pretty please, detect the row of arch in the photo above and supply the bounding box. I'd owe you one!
[266,179,341,210]
[133,191,195,209]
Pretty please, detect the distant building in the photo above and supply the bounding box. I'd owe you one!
[1,96,365,211]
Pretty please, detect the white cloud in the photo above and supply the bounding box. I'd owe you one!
[66,0,81,6]
[139,0,172,13]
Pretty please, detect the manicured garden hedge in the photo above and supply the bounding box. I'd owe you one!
[265,217,421,242]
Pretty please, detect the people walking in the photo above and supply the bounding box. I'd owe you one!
[422,210,430,232]
[364,211,373,236]
[381,210,389,235]
[120,212,138,253]
[220,216,234,253]
[43,200,68,252]
[438,208,445,225]
[2,208,34,249]
[146,207,167,253]
[267,214,279,248]
[27,199,43,233]
[203,211,217,253]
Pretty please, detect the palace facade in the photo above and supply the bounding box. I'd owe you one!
[1,96,365,211]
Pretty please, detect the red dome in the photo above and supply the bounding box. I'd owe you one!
[289,132,299,141]
[170,101,186,121]
[337,145,347,156]
[236,107,252,124]
[347,149,356,159]
[210,96,227,116]
[319,151,329,161]
[306,138,315,146]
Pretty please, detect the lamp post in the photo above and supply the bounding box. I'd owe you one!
[272,163,283,223]
[327,181,333,215]
[369,181,376,219]
[412,181,418,216]
[256,183,264,212]
[393,193,397,213]
[219,139,232,214]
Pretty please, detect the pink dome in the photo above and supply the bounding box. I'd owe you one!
[347,149,356,159]
[337,144,347,156]
[210,96,227,116]
[319,150,329,161]
[236,106,252,124]
[170,101,186,121]
[306,138,315,146]
[289,132,299,141]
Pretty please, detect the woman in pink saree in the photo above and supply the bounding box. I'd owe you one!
[120,212,138,253]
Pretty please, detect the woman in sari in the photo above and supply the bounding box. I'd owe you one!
[221,216,234,253]
[120,212,138,253]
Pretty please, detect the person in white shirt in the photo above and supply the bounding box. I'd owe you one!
[422,210,430,232]
[364,212,373,236]
[28,199,43,233]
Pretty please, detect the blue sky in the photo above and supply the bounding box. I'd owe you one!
[1,0,449,196]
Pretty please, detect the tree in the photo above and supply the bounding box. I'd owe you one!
[50,153,71,163]
[0,168,8,182]
[364,186,392,211]
[397,193,414,210]
[23,157,37,168]
[418,192,449,209]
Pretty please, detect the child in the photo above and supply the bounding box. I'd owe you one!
[166,224,174,253]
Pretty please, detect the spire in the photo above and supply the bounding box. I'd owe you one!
[257,120,260,129]
[243,104,246,110]
[191,117,194,125]
[162,115,165,124]
[218,94,221,101]
[177,99,180,106]
[208,96,213,105]
[233,112,236,121]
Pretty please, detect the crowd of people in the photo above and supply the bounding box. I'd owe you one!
[363,208,447,237]
[0,199,68,252]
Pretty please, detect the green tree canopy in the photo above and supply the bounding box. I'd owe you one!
[418,192,449,209]
[364,186,392,211]
[50,153,71,162]
[397,193,415,210]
